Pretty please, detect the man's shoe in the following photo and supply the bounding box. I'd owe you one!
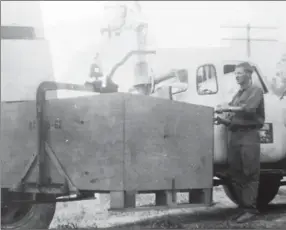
[235,211,257,223]
[229,210,244,221]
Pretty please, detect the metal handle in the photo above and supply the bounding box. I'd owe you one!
[106,50,156,81]
[35,81,99,187]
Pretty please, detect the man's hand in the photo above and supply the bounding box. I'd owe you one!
[214,116,231,126]
[215,104,229,114]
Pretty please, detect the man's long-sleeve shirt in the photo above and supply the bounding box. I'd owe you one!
[227,85,265,130]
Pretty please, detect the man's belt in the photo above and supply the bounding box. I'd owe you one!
[230,125,260,132]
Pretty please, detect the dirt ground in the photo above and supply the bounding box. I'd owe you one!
[50,186,286,229]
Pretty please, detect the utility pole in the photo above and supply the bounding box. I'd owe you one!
[221,24,278,58]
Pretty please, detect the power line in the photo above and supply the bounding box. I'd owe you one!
[221,23,278,57]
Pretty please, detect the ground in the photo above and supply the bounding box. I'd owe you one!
[49,186,286,229]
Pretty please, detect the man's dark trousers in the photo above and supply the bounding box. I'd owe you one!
[227,128,260,212]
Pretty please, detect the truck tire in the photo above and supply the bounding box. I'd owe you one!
[1,202,56,229]
[223,175,281,210]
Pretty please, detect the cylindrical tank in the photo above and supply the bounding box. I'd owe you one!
[214,124,229,164]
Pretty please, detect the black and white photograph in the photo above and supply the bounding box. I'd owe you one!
[1,1,286,229]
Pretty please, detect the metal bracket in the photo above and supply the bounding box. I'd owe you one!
[45,142,79,194]
[11,154,38,192]
[11,144,79,195]
[11,81,102,195]
[35,82,97,195]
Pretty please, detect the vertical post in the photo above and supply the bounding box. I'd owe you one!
[246,23,251,58]
[221,24,278,58]
[132,1,154,95]
[135,22,148,83]
[36,88,51,188]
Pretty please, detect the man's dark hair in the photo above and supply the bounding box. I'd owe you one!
[236,62,253,75]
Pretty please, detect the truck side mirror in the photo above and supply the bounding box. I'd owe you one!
[196,64,218,95]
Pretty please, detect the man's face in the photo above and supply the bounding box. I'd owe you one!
[234,67,249,85]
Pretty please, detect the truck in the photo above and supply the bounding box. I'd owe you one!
[1,1,286,229]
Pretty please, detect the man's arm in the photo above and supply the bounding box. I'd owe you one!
[216,87,263,113]
[239,87,264,113]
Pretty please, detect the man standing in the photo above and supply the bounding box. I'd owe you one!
[215,62,265,223]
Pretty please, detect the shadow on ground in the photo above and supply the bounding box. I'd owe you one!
[50,187,286,229]
[112,201,286,229]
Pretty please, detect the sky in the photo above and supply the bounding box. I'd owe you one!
[41,1,286,48]
[39,1,286,88]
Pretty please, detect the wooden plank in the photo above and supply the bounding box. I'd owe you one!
[110,191,136,209]
[155,191,177,207]
[110,191,125,209]
[109,202,213,212]
[123,94,214,191]
[189,188,213,205]
[109,187,213,211]
[109,189,214,211]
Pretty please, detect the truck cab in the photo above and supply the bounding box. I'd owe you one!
[150,50,286,209]
[158,56,286,165]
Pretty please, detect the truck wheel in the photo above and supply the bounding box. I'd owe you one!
[1,201,56,229]
[223,175,281,210]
